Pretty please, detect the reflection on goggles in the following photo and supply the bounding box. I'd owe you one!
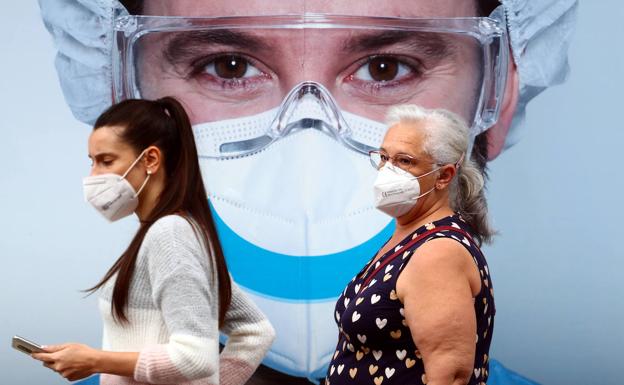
[113,14,508,158]
[193,82,387,159]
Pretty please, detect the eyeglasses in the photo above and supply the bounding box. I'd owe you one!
[369,150,423,171]
[111,13,509,158]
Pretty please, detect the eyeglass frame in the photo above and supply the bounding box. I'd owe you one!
[368,149,435,171]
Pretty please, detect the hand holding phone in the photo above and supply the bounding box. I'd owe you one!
[12,335,44,355]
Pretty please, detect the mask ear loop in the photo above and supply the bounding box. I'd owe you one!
[432,153,465,190]
[133,170,151,198]
[384,162,441,197]
[120,148,151,197]
[383,162,442,179]
[455,153,465,169]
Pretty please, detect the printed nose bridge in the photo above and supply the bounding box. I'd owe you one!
[208,81,380,159]
[273,81,348,140]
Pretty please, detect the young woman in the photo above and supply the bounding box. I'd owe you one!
[33,97,275,385]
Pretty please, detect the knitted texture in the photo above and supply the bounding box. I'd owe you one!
[99,215,275,385]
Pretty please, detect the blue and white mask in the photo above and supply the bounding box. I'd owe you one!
[197,82,391,377]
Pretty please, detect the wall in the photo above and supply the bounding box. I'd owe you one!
[485,2,624,383]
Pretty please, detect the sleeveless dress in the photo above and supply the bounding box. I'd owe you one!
[326,214,495,385]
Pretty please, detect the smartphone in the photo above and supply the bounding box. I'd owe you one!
[12,335,44,355]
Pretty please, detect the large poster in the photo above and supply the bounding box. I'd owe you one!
[1,1,622,385]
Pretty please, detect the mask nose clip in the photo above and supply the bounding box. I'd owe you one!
[288,118,336,139]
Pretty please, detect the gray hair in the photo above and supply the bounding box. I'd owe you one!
[386,104,494,245]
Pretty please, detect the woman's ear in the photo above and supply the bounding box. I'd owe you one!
[435,164,457,190]
[143,146,162,174]
[485,51,520,160]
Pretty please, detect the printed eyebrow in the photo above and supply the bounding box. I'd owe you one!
[163,29,270,65]
[344,30,454,60]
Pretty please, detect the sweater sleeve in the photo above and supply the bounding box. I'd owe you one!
[219,282,276,385]
[134,216,220,384]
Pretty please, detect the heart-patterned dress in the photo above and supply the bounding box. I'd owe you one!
[326,214,495,385]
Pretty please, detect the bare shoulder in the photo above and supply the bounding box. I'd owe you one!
[406,237,474,272]
[397,237,480,299]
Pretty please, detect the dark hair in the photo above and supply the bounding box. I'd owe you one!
[86,97,232,327]
[120,0,142,15]
[478,0,501,17]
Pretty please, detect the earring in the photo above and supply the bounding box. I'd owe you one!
[147,170,152,175]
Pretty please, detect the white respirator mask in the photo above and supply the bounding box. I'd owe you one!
[373,163,439,218]
[82,149,150,222]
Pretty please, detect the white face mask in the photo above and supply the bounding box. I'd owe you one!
[373,163,439,218]
[193,86,394,378]
[82,149,150,222]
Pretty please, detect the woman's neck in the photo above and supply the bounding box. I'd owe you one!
[394,202,455,240]
[136,174,165,221]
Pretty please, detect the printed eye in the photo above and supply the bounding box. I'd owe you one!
[202,55,261,79]
[353,56,414,83]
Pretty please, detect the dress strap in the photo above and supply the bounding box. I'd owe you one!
[358,226,477,293]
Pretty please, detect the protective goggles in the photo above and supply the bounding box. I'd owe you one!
[113,13,509,158]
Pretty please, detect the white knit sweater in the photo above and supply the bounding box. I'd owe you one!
[98,215,275,385]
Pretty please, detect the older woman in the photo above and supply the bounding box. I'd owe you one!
[327,105,495,385]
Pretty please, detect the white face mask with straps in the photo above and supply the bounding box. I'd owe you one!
[82,149,150,222]
[373,163,440,218]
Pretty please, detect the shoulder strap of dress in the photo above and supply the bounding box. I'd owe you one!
[359,226,477,292]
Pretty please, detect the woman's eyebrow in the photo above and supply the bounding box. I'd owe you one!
[163,29,271,64]
[343,30,453,60]
[91,152,117,160]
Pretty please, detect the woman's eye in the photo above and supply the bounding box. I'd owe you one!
[202,55,261,79]
[398,157,412,166]
[380,154,390,162]
[353,56,413,82]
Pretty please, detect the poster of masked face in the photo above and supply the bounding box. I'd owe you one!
[1,1,622,385]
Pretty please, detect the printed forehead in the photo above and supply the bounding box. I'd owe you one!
[141,0,479,18]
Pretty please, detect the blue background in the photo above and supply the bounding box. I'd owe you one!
[1,2,622,384]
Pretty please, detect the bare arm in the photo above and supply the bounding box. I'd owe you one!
[396,238,481,385]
